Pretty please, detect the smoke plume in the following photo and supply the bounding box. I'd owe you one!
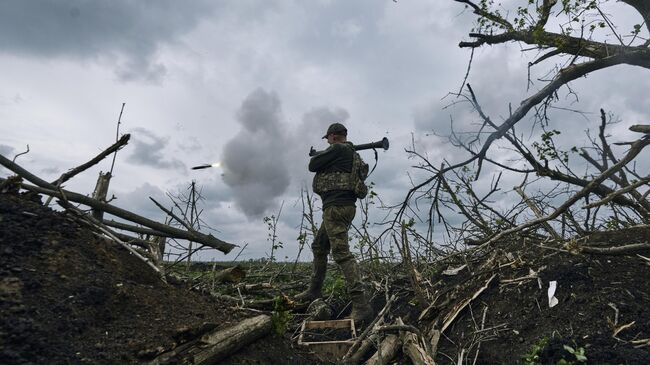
[221,88,291,219]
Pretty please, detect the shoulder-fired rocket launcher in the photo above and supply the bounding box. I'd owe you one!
[308,137,389,156]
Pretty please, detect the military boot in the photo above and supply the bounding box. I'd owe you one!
[350,291,373,324]
[338,259,373,324]
[295,255,327,302]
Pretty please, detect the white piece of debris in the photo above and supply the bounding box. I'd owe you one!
[548,281,559,308]
[442,264,467,276]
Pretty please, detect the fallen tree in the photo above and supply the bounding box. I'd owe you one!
[0,151,236,255]
[146,315,273,365]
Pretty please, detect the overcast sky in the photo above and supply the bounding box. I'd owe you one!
[1,0,648,261]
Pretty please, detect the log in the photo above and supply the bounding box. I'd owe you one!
[103,219,169,237]
[214,266,246,284]
[365,334,400,365]
[579,242,650,255]
[343,294,397,361]
[0,161,236,254]
[629,124,650,134]
[193,314,273,364]
[398,318,435,365]
[343,333,377,365]
[148,315,272,365]
[91,171,111,220]
[50,134,130,187]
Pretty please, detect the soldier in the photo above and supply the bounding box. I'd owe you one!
[296,122,373,324]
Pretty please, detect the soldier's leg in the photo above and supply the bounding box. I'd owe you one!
[295,224,330,302]
[323,205,372,323]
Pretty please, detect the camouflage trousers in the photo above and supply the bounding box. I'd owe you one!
[311,205,364,295]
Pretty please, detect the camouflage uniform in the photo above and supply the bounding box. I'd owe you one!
[312,205,364,299]
[296,125,372,323]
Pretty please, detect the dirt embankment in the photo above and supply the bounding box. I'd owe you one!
[2,190,649,365]
[0,192,322,365]
[425,229,650,365]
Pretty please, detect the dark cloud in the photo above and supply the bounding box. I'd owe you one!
[0,1,213,82]
[221,88,291,219]
[126,128,186,170]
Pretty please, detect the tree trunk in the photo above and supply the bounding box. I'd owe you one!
[147,315,272,365]
[399,318,435,365]
[365,334,400,365]
[0,154,237,254]
[91,172,111,221]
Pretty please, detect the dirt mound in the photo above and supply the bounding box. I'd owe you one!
[424,232,650,364]
[3,190,649,365]
[0,192,323,365]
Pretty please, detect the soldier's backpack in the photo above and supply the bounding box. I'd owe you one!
[312,145,369,199]
[351,150,369,199]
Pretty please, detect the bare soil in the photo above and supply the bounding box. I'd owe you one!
[424,230,650,365]
[2,190,649,365]
[0,192,325,365]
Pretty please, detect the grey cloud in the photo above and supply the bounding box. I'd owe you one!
[221,88,291,219]
[286,106,351,190]
[126,128,186,170]
[177,136,203,153]
[0,0,213,82]
[300,107,350,134]
[40,167,60,175]
[0,144,14,157]
[112,182,167,221]
[178,178,229,206]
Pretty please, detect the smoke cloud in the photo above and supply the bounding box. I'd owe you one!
[221,88,291,219]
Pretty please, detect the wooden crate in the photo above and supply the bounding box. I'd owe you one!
[298,319,357,360]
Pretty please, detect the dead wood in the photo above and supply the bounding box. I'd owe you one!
[397,318,436,365]
[61,200,164,276]
[149,235,166,264]
[50,134,130,187]
[214,266,246,284]
[91,172,111,220]
[397,225,428,309]
[110,231,151,250]
[0,175,22,193]
[345,333,379,365]
[514,186,561,240]
[149,196,194,232]
[103,219,170,237]
[342,294,397,362]
[639,254,650,266]
[364,334,400,365]
[576,242,650,255]
[0,174,236,255]
[147,314,272,365]
[482,138,650,247]
[629,125,650,134]
[377,324,423,338]
[442,274,496,333]
[428,329,441,358]
[0,153,236,254]
[582,176,650,210]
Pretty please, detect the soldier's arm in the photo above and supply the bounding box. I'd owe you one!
[308,144,340,172]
